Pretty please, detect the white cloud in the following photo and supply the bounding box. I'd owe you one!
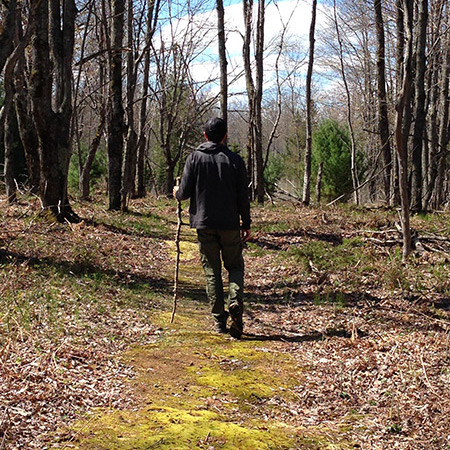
[156,0,329,100]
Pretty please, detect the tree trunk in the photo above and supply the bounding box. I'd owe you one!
[122,0,135,209]
[315,161,323,204]
[30,0,78,222]
[107,0,125,210]
[410,0,428,211]
[4,103,17,203]
[374,0,392,205]
[165,160,175,199]
[255,0,265,204]
[2,0,20,203]
[80,113,106,200]
[136,0,160,198]
[14,28,40,195]
[242,0,255,200]
[121,0,138,211]
[435,71,450,208]
[217,0,228,125]
[302,0,317,206]
[0,0,17,73]
[431,5,450,210]
[394,0,413,262]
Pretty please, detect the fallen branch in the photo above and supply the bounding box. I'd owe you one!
[274,183,302,203]
[327,162,392,206]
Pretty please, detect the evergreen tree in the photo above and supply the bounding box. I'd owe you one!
[312,119,357,200]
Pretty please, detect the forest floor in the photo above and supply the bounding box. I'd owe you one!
[0,194,449,450]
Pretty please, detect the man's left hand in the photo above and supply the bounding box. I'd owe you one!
[241,229,251,243]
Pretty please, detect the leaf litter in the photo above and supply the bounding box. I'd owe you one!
[0,197,449,449]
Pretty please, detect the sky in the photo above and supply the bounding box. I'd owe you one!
[157,0,330,101]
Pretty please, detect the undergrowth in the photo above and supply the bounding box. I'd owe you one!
[0,196,449,449]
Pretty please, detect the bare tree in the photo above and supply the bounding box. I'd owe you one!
[107,0,125,210]
[410,0,428,211]
[302,0,317,206]
[433,36,450,207]
[29,0,79,222]
[136,0,160,198]
[79,109,106,200]
[0,0,17,73]
[263,1,300,173]
[149,1,216,196]
[242,0,255,197]
[333,0,359,205]
[254,0,265,203]
[374,0,392,204]
[394,0,413,261]
[242,0,265,203]
[217,0,228,125]
[121,0,139,211]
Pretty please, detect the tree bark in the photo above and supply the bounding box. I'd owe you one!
[242,0,255,200]
[302,0,317,206]
[315,161,323,204]
[80,112,106,200]
[107,0,125,210]
[0,0,17,73]
[410,0,428,211]
[121,0,138,211]
[4,103,17,203]
[423,28,441,210]
[30,0,78,222]
[435,63,450,209]
[13,10,40,195]
[374,0,392,204]
[394,0,413,261]
[254,0,265,204]
[217,0,228,125]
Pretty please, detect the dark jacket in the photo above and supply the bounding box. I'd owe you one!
[176,141,251,230]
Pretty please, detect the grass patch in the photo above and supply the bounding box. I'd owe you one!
[286,238,367,273]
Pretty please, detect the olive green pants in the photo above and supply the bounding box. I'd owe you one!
[197,229,244,324]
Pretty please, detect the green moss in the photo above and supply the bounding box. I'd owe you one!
[190,365,274,399]
[165,239,199,260]
[64,405,298,450]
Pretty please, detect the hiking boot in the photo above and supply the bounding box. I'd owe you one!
[213,320,228,334]
[228,303,243,339]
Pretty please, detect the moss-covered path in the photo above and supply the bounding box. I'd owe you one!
[54,233,356,450]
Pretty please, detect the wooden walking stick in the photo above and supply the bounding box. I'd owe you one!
[171,177,182,323]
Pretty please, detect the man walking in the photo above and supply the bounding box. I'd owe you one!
[173,117,251,338]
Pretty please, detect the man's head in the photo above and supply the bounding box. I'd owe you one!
[203,117,227,143]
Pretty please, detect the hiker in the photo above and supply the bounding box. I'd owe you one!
[173,117,251,339]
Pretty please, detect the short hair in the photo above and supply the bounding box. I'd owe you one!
[203,117,227,143]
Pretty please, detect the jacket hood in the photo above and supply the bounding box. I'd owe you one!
[197,141,224,153]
